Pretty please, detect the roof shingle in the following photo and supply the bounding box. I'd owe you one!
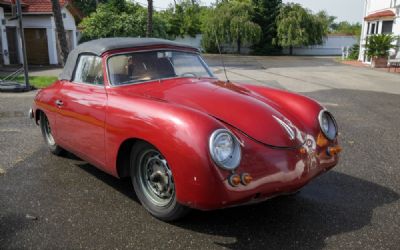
[0,0,67,13]
[364,10,395,21]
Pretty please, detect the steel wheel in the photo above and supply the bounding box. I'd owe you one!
[39,112,63,155]
[138,149,174,207]
[131,142,189,221]
[42,115,55,146]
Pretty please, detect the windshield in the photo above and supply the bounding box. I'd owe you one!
[107,50,214,85]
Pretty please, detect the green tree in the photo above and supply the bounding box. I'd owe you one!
[79,2,167,41]
[302,10,361,37]
[199,6,213,33]
[73,0,106,16]
[160,0,202,38]
[160,5,183,38]
[202,0,261,54]
[251,0,282,54]
[275,3,327,55]
[180,1,201,37]
[73,0,129,17]
[331,21,362,36]
[315,10,336,34]
[109,0,126,12]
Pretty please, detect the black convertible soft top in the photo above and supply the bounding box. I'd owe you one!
[59,37,198,81]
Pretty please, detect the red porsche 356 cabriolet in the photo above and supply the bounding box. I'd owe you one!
[30,38,341,221]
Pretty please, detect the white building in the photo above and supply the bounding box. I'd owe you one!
[359,0,400,63]
[0,0,80,65]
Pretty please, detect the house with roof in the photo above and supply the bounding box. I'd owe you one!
[359,0,400,63]
[0,0,81,65]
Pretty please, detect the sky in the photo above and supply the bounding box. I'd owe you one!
[133,0,364,23]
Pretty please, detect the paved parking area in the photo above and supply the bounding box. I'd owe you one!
[1,56,400,249]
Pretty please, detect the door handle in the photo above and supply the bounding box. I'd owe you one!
[55,100,63,107]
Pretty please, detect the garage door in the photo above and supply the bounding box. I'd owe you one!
[24,28,49,65]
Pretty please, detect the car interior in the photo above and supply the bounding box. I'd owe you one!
[109,52,177,85]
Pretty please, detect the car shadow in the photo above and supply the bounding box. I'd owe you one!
[174,171,399,249]
[73,160,399,249]
[75,161,139,202]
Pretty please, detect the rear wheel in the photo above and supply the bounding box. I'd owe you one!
[39,113,63,155]
[130,142,189,221]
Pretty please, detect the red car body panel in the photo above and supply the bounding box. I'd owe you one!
[32,46,340,210]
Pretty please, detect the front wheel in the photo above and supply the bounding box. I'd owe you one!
[39,113,64,155]
[130,142,189,221]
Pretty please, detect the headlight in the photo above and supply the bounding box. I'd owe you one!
[318,110,338,140]
[209,129,241,170]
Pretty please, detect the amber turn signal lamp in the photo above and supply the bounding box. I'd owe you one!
[327,146,342,156]
[299,147,307,154]
[228,174,241,187]
[317,132,329,147]
[241,173,253,185]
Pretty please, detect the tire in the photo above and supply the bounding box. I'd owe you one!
[130,142,189,221]
[39,112,64,155]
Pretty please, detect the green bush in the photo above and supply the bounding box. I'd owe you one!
[365,34,397,58]
[348,44,359,60]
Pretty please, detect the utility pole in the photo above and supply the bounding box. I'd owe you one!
[16,0,30,89]
[146,0,153,37]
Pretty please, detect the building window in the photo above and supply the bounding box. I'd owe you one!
[370,23,376,34]
[382,21,394,34]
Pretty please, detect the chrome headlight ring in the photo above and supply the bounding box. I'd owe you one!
[318,110,338,141]
[209,129,242,170]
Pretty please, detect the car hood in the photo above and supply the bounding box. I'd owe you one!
[129,78,305,148]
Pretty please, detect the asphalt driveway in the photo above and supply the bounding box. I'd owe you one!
[1,56,399,249]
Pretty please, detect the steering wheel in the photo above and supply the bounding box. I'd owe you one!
[179,72,198,78]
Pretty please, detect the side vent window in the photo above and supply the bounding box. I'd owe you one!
[73,55,103,85]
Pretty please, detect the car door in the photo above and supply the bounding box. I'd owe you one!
[56,54,107,168]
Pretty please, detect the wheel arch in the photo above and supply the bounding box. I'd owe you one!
[106,97,228,207]
[35,109,44,125]
[116,137,143,178]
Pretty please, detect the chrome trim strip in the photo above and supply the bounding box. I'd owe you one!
[318,109,338,141]
[273,115,295,140]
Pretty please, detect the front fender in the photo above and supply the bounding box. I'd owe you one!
[104,93,227,207]
[242,84,323,136]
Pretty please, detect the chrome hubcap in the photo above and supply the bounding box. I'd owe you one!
[139,149,174,207]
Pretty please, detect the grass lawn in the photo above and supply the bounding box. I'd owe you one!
[0,76,57,89]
